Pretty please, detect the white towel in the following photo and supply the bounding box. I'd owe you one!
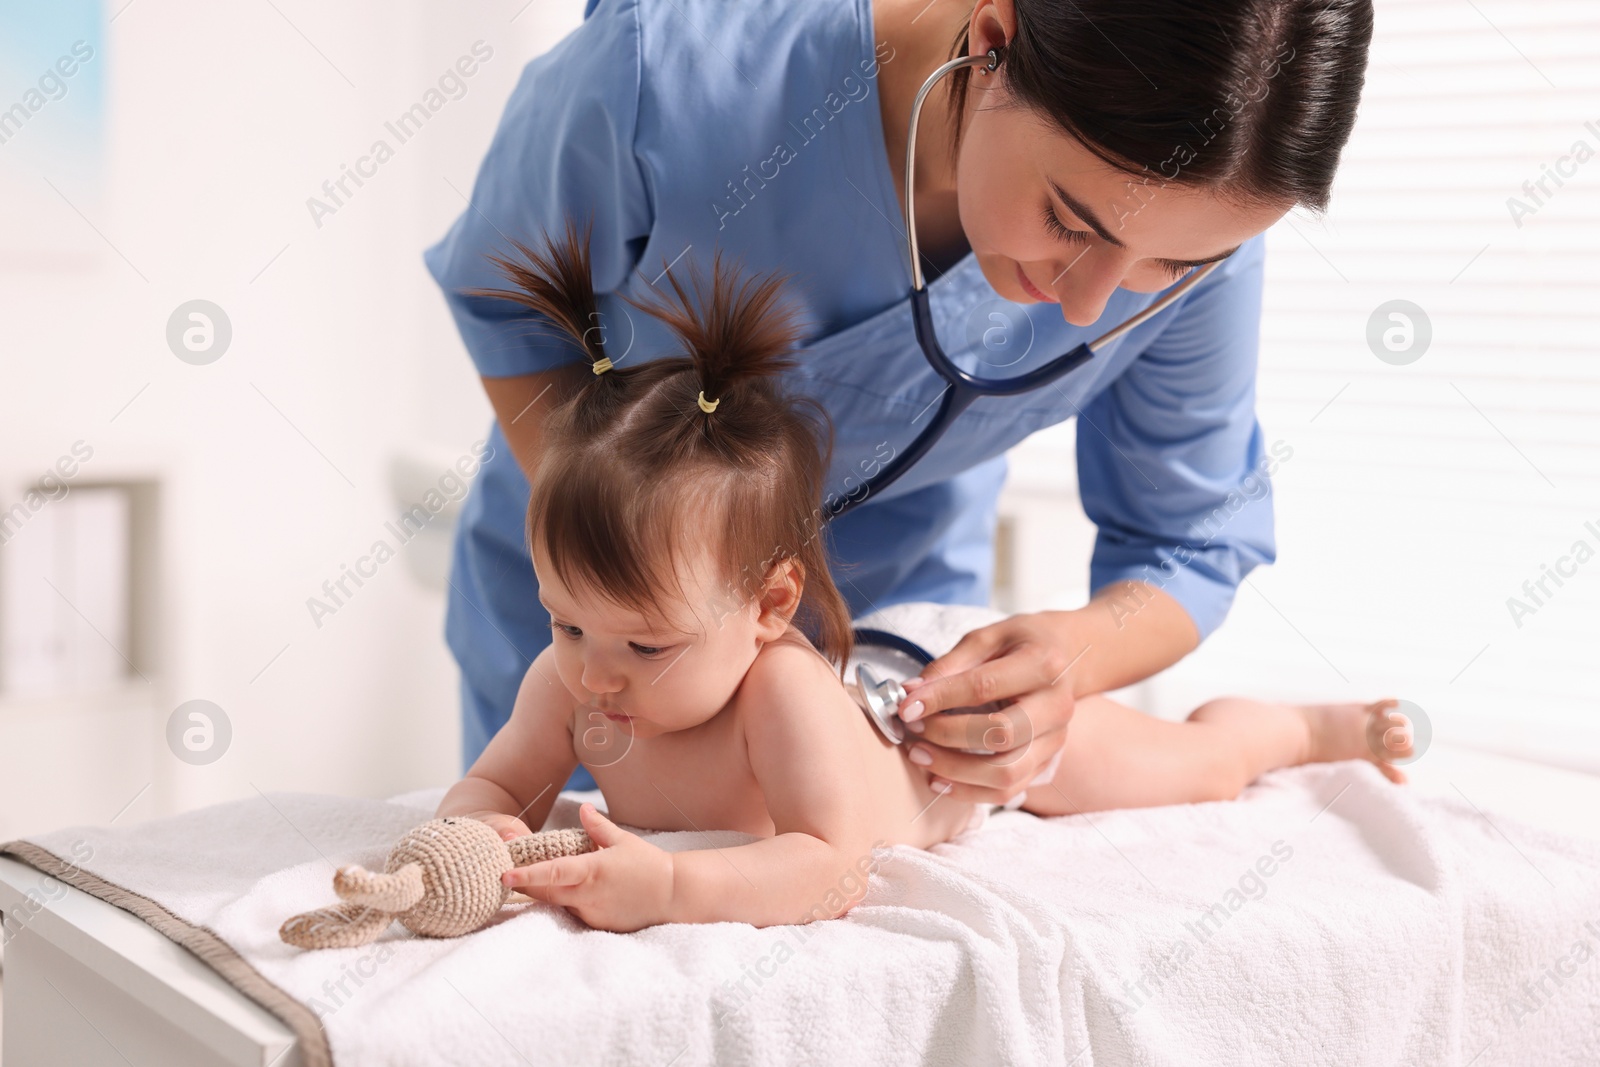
[4,602,1598,1066]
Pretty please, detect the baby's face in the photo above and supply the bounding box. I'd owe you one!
[532,541,776,739]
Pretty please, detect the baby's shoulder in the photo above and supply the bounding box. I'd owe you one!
[746,627,835,680]
[735,628,853,720]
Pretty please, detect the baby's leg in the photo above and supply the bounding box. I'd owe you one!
[1019,694,1412,817]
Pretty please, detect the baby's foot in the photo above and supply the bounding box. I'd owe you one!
[1299,698,1413,784]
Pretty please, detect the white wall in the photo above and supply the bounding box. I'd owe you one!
[0,0,591,839]
[3,0,1594,845]
[1001,0,1600,773]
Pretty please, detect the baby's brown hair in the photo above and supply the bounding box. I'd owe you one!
[469,220,854,674]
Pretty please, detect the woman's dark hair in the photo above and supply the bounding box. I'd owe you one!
[466,220,854,675]
[948,0,1374,212]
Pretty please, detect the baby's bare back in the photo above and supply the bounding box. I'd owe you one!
[574,643,977,849]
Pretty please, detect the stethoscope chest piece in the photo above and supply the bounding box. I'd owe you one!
[855,663,910,745]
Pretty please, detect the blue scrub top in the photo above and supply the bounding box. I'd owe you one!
[425,0,1277,778]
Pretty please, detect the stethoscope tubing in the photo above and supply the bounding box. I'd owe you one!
[850,626,935,667]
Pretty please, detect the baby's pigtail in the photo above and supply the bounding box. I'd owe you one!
[625,249,802,414]
[466,217,615,376]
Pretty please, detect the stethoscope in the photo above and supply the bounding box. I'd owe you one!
[850,627,933,745]
[825,47,1230,523]
[849,625,1030,815]
[841,47,1230,743]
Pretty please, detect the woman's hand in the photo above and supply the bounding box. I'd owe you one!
[464,809,534,842]
[895,586,1200,806]
[502,803,675,933]
[897,611,1086,807]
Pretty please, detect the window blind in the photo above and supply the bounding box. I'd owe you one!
[1006,0,1600,770]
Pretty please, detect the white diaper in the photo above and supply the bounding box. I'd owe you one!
[965,792,1028,833]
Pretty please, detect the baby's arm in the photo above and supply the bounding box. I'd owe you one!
[667,640,885,927]
[435,645,578,839]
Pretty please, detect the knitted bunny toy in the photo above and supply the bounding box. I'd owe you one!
[279,816,596,949]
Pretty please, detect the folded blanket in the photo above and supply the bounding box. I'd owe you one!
[4,602,1598,1066]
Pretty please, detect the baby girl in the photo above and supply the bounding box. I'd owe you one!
[434,223,1413,933]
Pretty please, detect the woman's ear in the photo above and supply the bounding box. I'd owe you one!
[969,0,1016,59]
[754,558,804,639]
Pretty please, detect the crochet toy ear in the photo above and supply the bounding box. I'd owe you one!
[507,827,598,867]
[334,861,426,913]
[279,901,395,950]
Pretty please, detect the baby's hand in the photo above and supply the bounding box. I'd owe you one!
[464,810,534,842]
[503,803,676,933]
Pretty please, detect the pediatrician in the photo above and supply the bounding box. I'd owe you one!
[425,0,1373,801]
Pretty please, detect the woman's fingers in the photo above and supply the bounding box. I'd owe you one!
[908,714,1068,802]
[877,613,1084,801]
[900,633,1068,722]
[919,744,1061,804]
[908,700,1038,763]
[903,621,1013,691]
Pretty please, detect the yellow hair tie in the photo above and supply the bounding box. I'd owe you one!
[591,357,613,375]
[697,390,720,414]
